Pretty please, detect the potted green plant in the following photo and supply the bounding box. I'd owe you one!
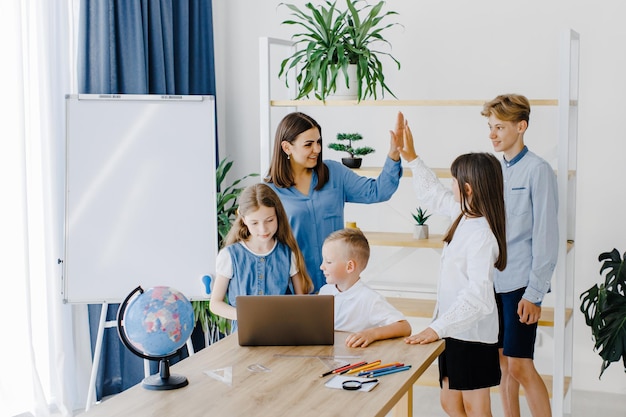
[278,0,401,102]
[579,248,626,378]
[328,132,374,168]
[192,157,259,346]
[412,207,431,240]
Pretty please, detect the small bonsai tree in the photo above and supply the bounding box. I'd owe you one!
[412,207,431,225]
[328,132,375,159]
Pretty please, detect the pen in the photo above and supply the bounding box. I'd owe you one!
[367,365,412,378]
[345,360,382,374]
[320,361,367,377]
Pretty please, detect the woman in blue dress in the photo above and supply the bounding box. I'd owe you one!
[265,112,404,292]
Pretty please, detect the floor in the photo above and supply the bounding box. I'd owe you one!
[411,386,626,416]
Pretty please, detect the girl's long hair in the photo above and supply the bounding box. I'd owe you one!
[264,112,329,190]
[443,153,507,271]
[223,183,314,292]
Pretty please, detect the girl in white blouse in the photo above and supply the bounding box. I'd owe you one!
[397,114,507,417]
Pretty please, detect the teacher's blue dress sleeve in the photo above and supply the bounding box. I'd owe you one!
[268,157,402,293]
[332,157,403,203]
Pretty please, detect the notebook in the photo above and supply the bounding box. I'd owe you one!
[235,294,335,346]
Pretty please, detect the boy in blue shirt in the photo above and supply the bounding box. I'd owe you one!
[482,94,558,417]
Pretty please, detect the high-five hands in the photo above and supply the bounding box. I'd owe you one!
[390,111,418,162]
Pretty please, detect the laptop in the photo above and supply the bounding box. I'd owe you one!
[235,294,335,346]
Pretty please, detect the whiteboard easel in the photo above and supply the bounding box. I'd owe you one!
[63,94,217,410]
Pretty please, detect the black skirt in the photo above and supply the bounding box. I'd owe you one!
[438,337,501,390]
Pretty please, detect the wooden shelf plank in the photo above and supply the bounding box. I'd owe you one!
[386,297,573,328]
[364,232,445,249]
[363,231,574,254]
[353,166,575,179]
[416,364,571,398]
[354,167,452,178]
[270,99,559,107]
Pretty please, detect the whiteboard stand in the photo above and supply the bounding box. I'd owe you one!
[85,302,114,411]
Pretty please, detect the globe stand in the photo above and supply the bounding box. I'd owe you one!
[117,286,195,392]
[142,358,188,391]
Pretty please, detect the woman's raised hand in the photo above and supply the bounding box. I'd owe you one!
[388,111,405,161]
[397,118,418,163]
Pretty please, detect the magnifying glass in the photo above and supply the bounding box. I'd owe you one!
[341,378,379,391]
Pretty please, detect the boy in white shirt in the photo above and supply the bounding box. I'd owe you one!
[319,228,411,348]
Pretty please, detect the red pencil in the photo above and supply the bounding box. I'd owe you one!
[319,361,367,377]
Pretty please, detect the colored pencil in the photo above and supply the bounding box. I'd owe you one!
[367,365,412,378]
[345,360,382,374]
[320,361,367,377]
[357,363,403,376]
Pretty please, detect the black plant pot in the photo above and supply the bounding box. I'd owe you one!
[341,157,362,169]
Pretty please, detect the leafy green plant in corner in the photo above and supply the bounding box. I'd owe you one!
[278,0,401,102]
[192,157,259,344]
[412,207,431,225]
[328,132,375,159]
[579,248,626,378]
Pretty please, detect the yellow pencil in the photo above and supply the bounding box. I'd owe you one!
[357,362,403,373]
[345,360,382,374]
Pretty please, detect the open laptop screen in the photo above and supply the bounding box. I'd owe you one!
[235,295,334,346]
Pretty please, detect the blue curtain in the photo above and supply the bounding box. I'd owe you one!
[79,0,215,95]
[78,0,216,400]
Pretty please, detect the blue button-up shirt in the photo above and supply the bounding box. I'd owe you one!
[269,157,402,292]
[495,147,559,303]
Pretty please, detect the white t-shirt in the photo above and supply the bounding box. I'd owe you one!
[319,280,406,332]
[215,241,298,279]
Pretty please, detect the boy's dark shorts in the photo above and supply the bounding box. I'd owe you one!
[438,338,501,390]
[496,287,538,359]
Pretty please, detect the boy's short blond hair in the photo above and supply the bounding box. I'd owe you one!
[325,228,370,270]
[481,94,531,125]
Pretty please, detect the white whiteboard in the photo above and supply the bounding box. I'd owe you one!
[63,94,217,303]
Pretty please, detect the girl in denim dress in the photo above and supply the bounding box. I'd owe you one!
[210,183,313,323]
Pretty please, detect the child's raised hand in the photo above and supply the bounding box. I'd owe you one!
[404,327,439,345]
[397,121,418,163]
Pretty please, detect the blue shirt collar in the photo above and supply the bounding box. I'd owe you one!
[503,146,528,167]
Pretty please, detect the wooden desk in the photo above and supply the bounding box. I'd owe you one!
[81,332,444,417]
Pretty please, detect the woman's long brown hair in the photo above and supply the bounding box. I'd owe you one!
[264,112,329,190]
[443,153,507,271]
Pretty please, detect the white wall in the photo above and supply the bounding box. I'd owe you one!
[212,0,626,394]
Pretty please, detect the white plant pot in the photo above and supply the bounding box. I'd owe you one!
[327,64,358,100]
[413,224,429,240]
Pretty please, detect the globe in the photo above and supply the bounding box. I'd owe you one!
[117,286,195,390]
